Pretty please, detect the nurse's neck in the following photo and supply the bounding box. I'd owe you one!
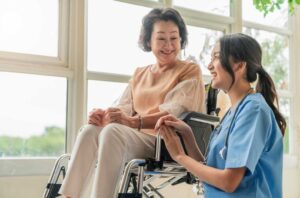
[227,83,254,108]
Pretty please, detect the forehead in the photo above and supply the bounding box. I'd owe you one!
[211,42,220,56]
[152,20,179,34]
[212,42,220,52]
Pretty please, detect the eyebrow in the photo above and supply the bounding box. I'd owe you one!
[156,30,179,34]
[212,51,220,56]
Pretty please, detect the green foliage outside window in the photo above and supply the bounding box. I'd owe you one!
[0,126,65,157]
[253,0,300,16]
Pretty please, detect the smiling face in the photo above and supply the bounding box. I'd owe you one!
[208,42,233,91]
[149,20,181,66]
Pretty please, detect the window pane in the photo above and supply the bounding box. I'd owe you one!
[87,80,128,113]
[242,0,288,28]
[0,0,58,57]
[0,72,66,157]
[184,26,223,75]
[88,0,154,75]
[243,28,289,90]
[279,98,290,153]
[174,0,230,16]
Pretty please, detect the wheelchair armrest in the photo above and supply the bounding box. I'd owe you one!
[179,111,220,126]
[155,112,219,162]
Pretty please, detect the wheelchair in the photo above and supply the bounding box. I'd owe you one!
[118,85,220,198]
[43,84,220,198]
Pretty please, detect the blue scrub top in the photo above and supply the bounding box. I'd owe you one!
[204,93,283,198]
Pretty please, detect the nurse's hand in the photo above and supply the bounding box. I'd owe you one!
[155,114,193,138]
[159,125,186,162]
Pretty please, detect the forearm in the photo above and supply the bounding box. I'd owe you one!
[182,131,204,162]
[127,111,169,130]
[177,155,245,192]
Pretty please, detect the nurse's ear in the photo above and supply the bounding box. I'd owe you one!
[233,61,247,76]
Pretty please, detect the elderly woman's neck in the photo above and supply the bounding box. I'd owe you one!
[154,60,180,72]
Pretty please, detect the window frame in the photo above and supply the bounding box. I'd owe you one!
[0,0,299,176]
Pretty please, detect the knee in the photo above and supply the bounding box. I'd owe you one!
[100,123,126,144]
[76,124,101,143]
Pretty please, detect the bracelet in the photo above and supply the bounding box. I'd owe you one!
[137,115,143,131]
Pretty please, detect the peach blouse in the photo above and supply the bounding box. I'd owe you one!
[116,60,205,133]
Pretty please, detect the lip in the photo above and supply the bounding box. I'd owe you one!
[160,50,174,55]
[210,72,217,78]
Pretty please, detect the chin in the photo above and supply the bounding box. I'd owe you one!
[210,80,221,89]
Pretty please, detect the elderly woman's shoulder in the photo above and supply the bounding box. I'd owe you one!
[180,60,201,72]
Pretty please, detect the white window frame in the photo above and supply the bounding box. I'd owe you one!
[0,0,298,176]
[0,0,87,176]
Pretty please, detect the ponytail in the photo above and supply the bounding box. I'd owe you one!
[256,68,286,135]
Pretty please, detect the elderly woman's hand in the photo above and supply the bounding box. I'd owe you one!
[88,108,105,126]
[155,114,192,137]
[103,107,132,127]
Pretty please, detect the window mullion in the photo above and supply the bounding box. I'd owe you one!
[230,0,242,33]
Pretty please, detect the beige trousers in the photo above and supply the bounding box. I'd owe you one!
[59,123,156,198]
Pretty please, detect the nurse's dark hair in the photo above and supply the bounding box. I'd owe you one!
[138,8,188,52]
[219,33,286,135]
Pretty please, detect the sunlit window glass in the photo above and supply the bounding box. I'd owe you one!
[184,25,223,75]
[0,72,66,157]
[174,0,230,16]
[243,28,289,90]
[87,80,128,114]
[279,98,290,153]
[88,0,154,75]
[242,0,288,28]
[0,0,58,56]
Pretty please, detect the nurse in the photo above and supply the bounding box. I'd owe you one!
[155,33,286,197]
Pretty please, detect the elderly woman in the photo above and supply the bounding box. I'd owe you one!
[59,8,205,198]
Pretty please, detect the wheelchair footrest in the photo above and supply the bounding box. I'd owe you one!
[118,193,142,198]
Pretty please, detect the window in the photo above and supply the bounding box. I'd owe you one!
[243,28,289,90]
[0,0,59,57]
[0,72,67,157]
[184,26,223,75]
[242,2,291,153]
[242,0,288,28]
[279,98,290,153]
[0,0,298,178]
[88,0,154,75]
[87,81,128,113]
[174,0,230,16]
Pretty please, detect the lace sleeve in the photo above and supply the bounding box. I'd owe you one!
[113,84,134,116]
[159,78,205,117]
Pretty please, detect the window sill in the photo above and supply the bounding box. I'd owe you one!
[0,157,57,176]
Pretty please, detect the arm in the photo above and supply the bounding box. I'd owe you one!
[159,125,246,192]
[104,108,168,130]
[177,155,246,192]
[156,114,204,161]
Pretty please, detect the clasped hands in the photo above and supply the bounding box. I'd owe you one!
[155,115,193,162]
[88,107,130,127]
